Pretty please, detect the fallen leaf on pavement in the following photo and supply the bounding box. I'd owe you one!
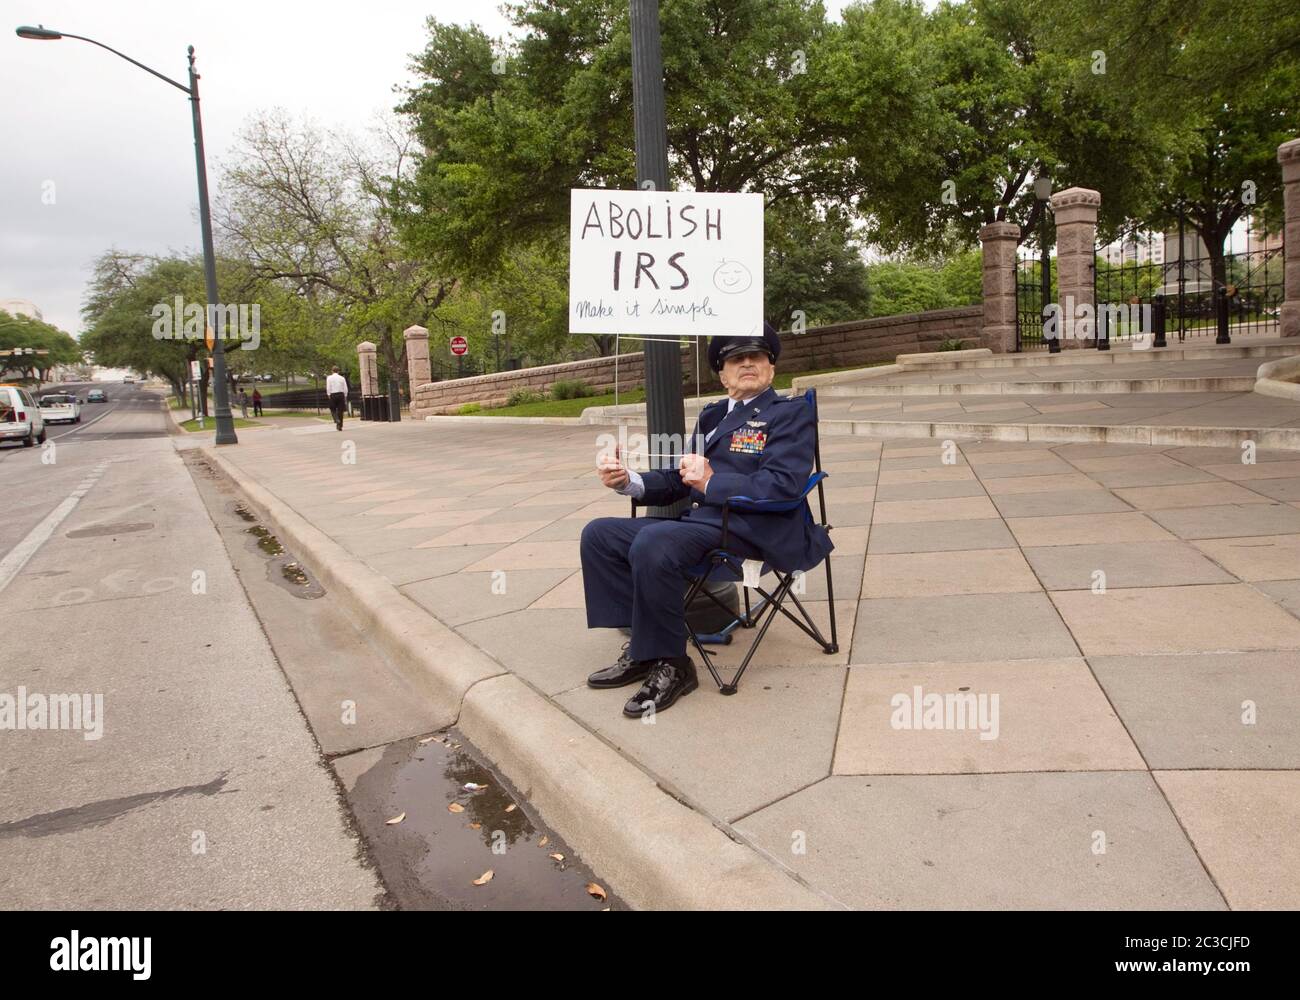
[418,736,437,745]
[586,882,607,901]
[549,853,565,862]
[469,822,482,830]
[448,803,465,813]
[472,870,494,886]
[538,836,549,847]
[504,804,517,813]
[385,812,406,826]
[463,782,488,791]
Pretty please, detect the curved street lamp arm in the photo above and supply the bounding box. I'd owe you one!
[54,30,192,94]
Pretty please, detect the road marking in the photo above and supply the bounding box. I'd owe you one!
[0,461,109,595]
[49,402,118,439]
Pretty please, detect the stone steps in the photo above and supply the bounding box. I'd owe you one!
[896,341,1295,373]
[819,414,1300,451]
[819,376,1260,397]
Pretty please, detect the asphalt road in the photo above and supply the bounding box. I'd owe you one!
[1,383,610,910]
[0,383,383,908]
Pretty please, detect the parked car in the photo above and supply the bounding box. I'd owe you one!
[0,384,47,447]
[122,375,135,384]
[38,393,82,425]
[86,389,108,403]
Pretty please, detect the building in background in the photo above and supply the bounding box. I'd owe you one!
[0,298,44,321]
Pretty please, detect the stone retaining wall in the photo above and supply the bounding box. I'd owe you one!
[411,305,986,416]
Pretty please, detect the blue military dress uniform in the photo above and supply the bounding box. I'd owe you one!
[580,382,834,663]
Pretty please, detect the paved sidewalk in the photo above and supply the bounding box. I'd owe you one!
[208,415,1300,909]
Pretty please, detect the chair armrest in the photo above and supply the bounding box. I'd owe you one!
[722,472,827,514]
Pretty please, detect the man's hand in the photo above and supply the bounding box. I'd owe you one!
[679,453,713,492]
[597,443,630,490]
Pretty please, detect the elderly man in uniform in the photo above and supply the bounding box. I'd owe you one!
[580,323,833,718]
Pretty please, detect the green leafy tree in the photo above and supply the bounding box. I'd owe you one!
[0,310,82,381]
[215,112,455,398]
[80,253,207,404]
[765,201,871,329]
[1042,0,1300,291]
[822,0,1164,254]
[399,0,855,341]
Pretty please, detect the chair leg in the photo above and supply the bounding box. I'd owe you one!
[779,587,838,654]
[823,557,839,652]
[721,575,795,694]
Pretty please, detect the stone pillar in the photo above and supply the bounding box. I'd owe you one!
[1050,187,1102,348]
[356,340,379,396]
[979,221,1020,353]
[1278,138,1300,338]
[403,325,431,389]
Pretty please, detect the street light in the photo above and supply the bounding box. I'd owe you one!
[16,23,238,444]
[1033,173,1058,354]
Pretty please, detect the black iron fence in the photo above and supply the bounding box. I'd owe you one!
[1015,243,1056,352]
[1093,217,1283,348]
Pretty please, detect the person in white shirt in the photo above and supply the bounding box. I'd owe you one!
[325,367,348,430]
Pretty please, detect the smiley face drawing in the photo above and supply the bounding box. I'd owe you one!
[712,259,753,294]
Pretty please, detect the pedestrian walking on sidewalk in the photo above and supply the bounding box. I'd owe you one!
[238,388,249,419]
[326,366,348,431]
[252,388,263,417]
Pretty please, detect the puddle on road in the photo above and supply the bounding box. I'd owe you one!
[233,504,256,523]
[348,731,619,911]
[281,562,309,586]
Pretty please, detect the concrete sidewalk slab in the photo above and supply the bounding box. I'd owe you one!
[1089,652,1300,769]
[1022,540,1236,590]
[1050,584,1300,655]
[834,658,1144,774]
[1154,771,1300,910]
[733,773,1225,909]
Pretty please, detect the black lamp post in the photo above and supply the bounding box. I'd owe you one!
[17,24,237,444]
[629,0,686,517]
[1033,173,1058,354]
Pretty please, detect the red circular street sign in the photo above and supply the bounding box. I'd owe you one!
[450,336,468,357]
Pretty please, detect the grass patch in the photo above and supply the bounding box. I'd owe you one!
[178,416,262,432]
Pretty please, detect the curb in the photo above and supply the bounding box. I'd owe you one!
[197,442,833,911]
[422,414,583,426]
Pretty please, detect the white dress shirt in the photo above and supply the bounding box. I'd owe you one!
[325,372,348,394]
[616,394,759,501]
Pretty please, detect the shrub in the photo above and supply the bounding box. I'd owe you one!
[457,402,482,415]
[506,387,545,406]
[937,338,968,351]
[549,379,593,400]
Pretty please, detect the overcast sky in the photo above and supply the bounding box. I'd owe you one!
[2,1,854,336]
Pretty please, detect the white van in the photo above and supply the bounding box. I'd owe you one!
[0,385,48,447]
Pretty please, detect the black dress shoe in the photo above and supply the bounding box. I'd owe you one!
[587,641,651,689]
[623,657,698,717]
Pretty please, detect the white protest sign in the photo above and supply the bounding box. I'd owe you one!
[568,189,763,338]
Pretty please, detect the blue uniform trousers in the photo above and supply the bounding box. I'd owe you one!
[580,515,763,662]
